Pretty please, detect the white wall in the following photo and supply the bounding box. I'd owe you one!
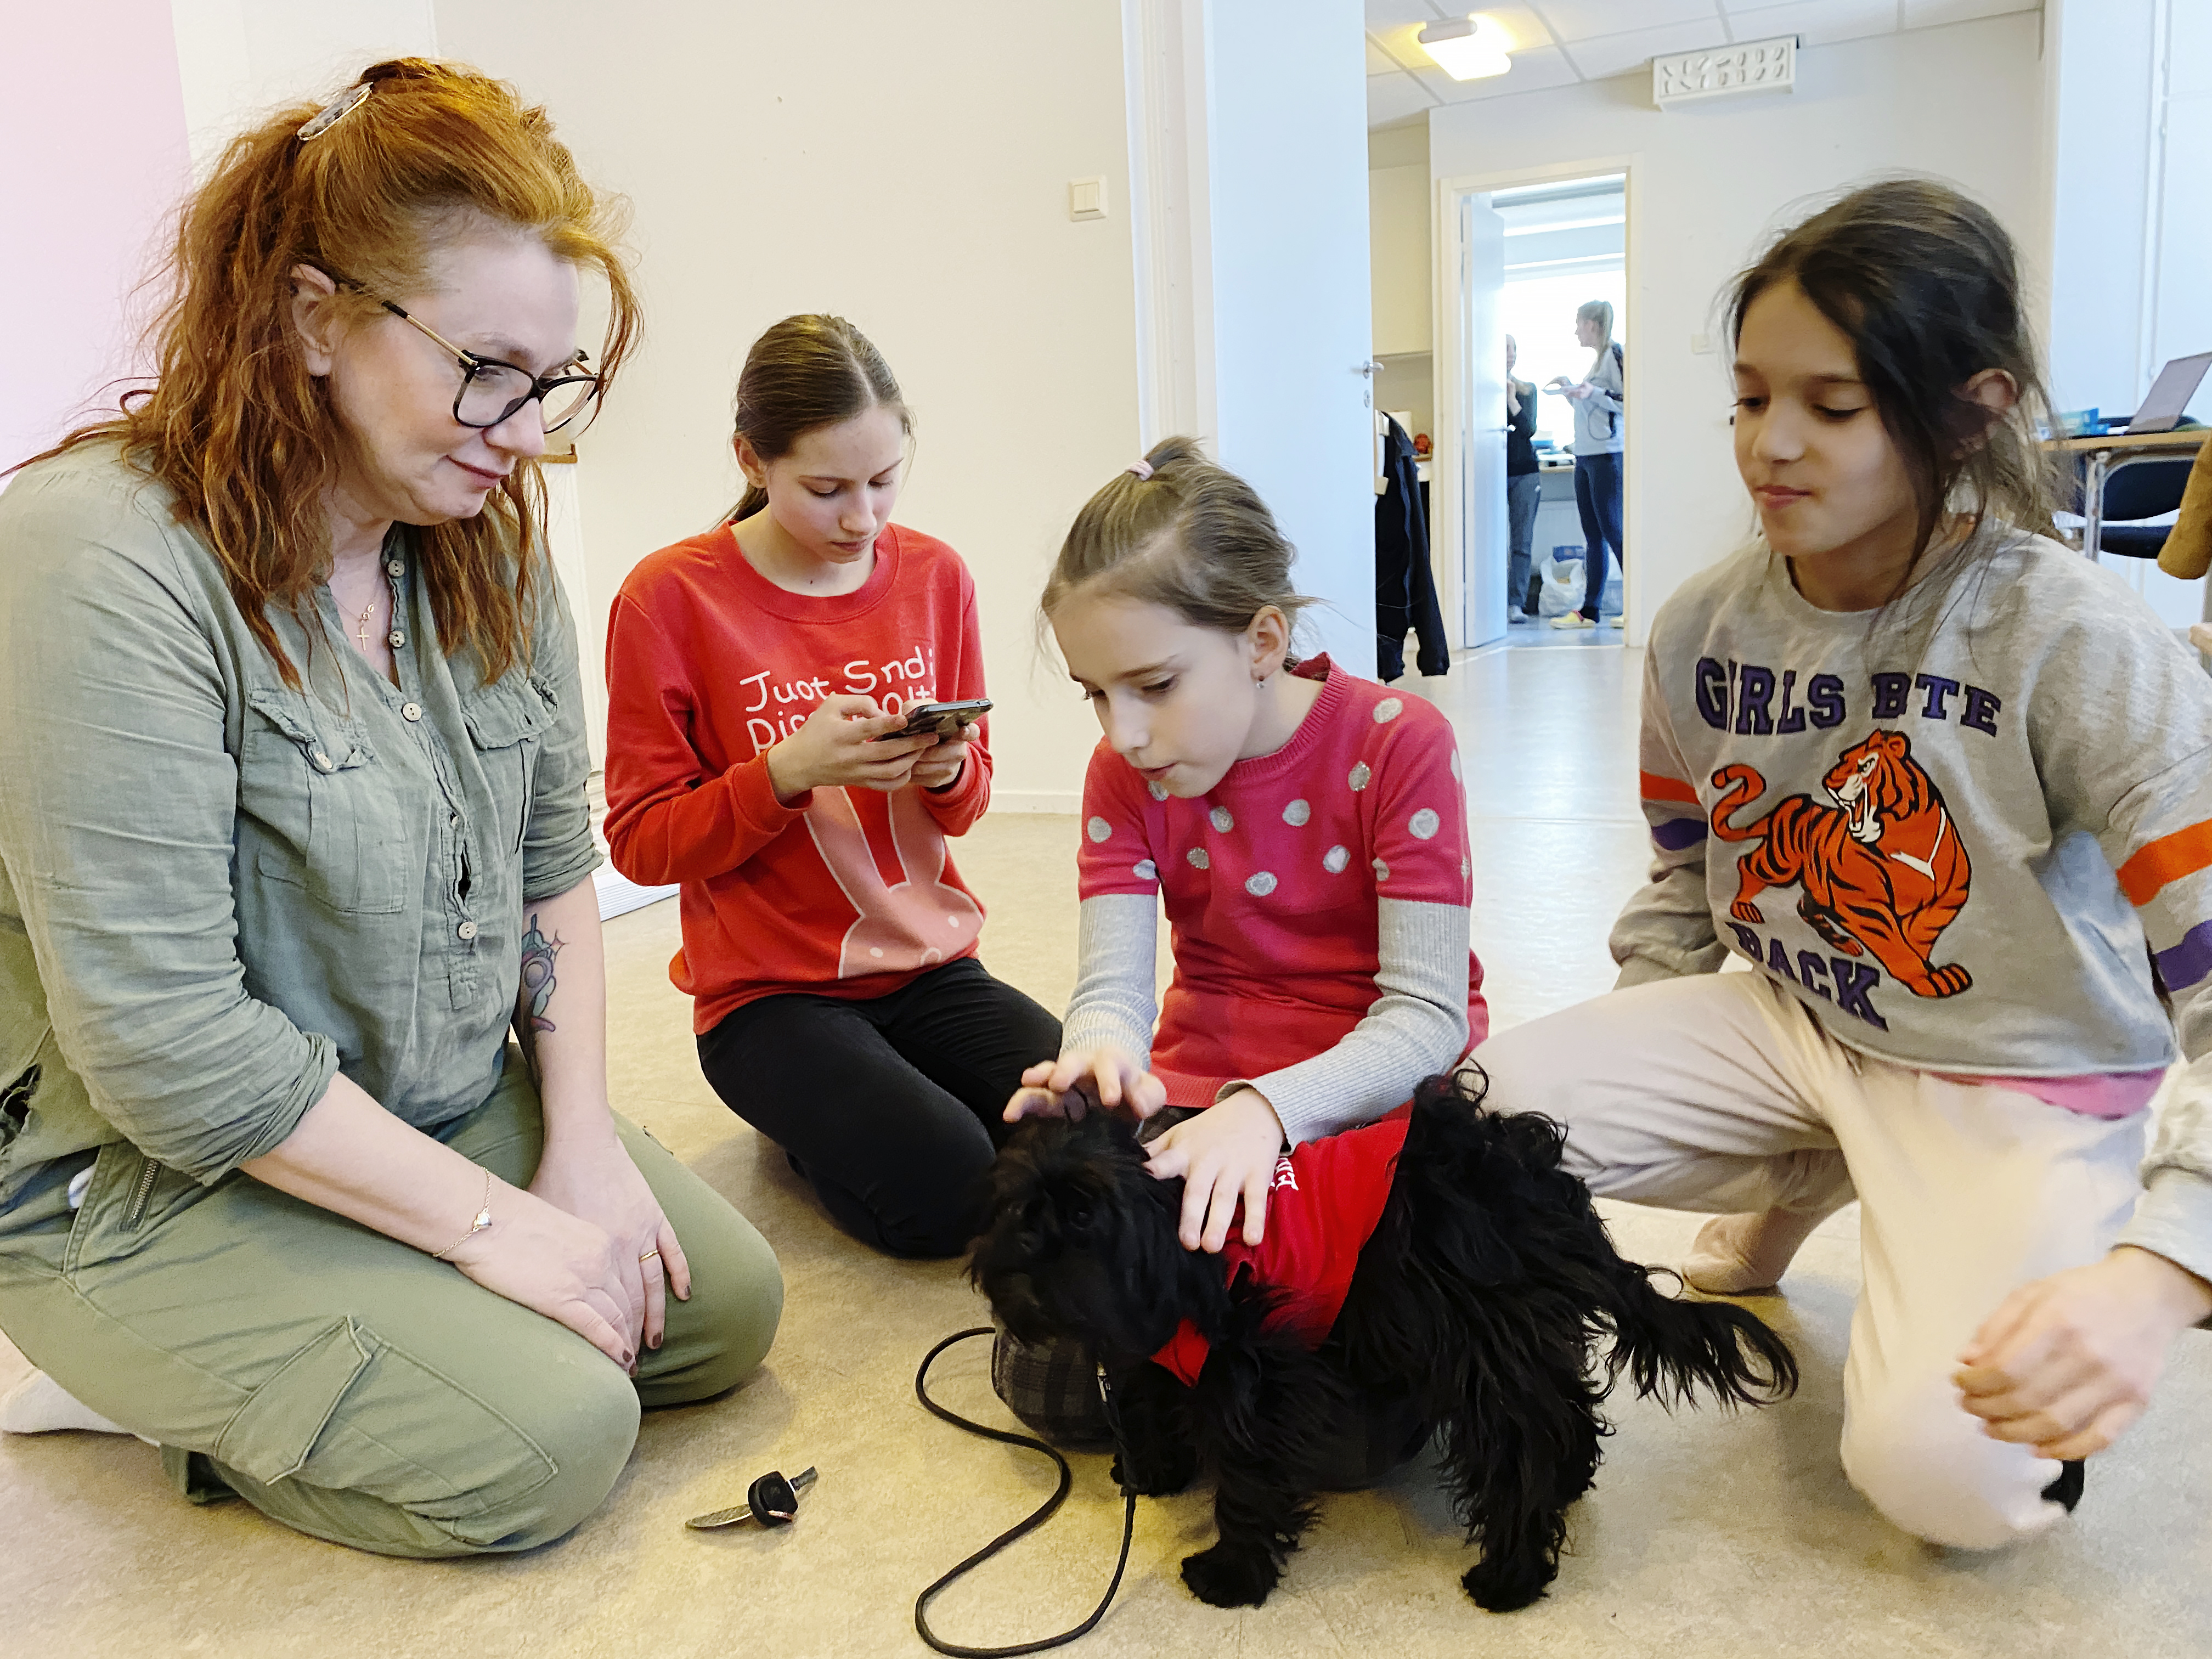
[1374,358,1433,447]
[1370,122,1434,458]
[1369,162,1430,357]
[1,1,190,471]
[170,0,438,171]
[3,1,444,471]
[2045,0,2211,628]
[432,0,1142,811]
[1205,0,1376,675]
[1430,13,2049,642]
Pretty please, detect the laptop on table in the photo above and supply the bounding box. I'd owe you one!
[2125,352,2212,433]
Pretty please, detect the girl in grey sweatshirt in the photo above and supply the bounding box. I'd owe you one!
[1474,180,2212,1551]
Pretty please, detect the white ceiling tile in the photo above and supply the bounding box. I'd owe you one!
[1568,19,1735,78]
[1725,0,1901,47]
[1531,0,1723,42]
[1435,42,1584,100]
[1368,69,1445,127]
[1472,5,1559,49]
[1367,36,1401,74]
[1379,6,1556,76]
[1366,0,1448,31]
[1901,0,2037,26]
[1395,55,1480,103]
[1375,22,1442,71]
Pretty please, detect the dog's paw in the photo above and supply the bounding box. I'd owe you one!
[1461,1554,1555,1613]
[1112,1445,1198,1497]
[1181,1543,1279,1607]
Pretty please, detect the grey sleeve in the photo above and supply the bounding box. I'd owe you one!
[2030,595,2212,1310]
[1059,892,1158,1063]
[1587,349,1624,414]
[521,561,603,902]
[1611,637,1728,988]
[0,477,337,1183]
[1234,897,1470,1146]
[2115,1056,2212,1311]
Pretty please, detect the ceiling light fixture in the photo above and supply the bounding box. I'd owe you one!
[1417,14,1513,81]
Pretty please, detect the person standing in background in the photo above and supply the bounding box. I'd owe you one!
[1505,334,1542,623]
[1547,300,1625,630]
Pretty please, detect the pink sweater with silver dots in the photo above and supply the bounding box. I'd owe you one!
[1068,656,1485,1138]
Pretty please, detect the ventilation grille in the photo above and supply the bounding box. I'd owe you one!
[1652,36,1797,110]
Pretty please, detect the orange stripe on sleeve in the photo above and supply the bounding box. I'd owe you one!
[2118,818,2212,906]
[1640,770,1700,806]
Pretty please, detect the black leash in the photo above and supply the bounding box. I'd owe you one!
[912,1328,1138,1657]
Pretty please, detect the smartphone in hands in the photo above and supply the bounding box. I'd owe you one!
[870,698,992,741]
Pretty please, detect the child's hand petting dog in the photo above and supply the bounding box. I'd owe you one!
[1143,1088,1286,1253]
[1005,1047,1166,1124]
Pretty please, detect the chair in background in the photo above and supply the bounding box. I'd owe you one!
[2071,453,2195,561]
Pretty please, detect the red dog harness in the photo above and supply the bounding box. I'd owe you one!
[1150,1110,1412,1386]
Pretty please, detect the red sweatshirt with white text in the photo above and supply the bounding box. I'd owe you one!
[603,523,991,1034]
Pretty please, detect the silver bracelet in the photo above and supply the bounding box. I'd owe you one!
[432,1168,495,1261]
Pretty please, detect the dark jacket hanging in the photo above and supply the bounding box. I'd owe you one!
[1375,415,1449,682]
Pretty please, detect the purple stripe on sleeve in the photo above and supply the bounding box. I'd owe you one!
[2153,917,2212,994]
[1652,817,1707,853]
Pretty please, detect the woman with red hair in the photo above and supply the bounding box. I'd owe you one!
[0,60,781,1556]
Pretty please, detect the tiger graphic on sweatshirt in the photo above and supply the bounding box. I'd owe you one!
[1708,729,1973,999]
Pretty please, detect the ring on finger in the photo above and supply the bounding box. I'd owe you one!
[640,1249,662,1266]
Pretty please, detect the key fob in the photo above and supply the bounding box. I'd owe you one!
[746,1469,800,1526]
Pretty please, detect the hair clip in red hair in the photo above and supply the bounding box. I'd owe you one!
[297,83,372,142]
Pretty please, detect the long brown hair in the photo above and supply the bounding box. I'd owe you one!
[723,314,909,526]
[24,58,640,689]
[1042,436,1313,640]
[1728,178,2057,572]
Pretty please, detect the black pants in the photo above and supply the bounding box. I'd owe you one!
[697,957,1061,1259]
[1573,450,1624,621]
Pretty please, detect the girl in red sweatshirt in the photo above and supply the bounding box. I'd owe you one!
[603,315,1058,1257]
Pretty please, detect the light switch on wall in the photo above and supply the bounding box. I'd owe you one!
[1069,177,1107,221]
[1690,332,1713,354]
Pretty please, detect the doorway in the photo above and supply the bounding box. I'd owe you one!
[1433,161,1634,651]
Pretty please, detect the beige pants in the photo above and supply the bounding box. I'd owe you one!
[1472,971,2147,1549]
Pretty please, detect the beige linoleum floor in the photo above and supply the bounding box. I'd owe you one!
[6,642,2209,1658]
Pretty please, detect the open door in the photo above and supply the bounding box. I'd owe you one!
[1457,195,1507,646]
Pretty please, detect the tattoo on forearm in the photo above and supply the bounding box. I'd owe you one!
[520,913,565,1033]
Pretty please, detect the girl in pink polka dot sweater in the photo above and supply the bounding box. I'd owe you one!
[1005,438,1486,1257]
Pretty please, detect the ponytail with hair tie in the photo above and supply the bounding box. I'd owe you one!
[1042,436,1315,644]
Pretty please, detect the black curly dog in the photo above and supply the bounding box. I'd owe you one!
[970,1070,1798,1613]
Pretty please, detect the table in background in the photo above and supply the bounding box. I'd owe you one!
[2043,427,2205,562]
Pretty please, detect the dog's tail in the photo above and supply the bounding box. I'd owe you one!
[1383,1069,1797,1412]
[1603,1263,1798,1409]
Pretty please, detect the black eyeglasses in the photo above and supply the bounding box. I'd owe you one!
[377,297,602,435]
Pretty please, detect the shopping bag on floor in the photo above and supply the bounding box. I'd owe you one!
[1538,558,1584,618]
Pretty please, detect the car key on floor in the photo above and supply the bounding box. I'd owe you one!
[685,1466,818,1530]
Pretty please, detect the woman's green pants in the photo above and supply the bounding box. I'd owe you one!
[0,1051,783,1558]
